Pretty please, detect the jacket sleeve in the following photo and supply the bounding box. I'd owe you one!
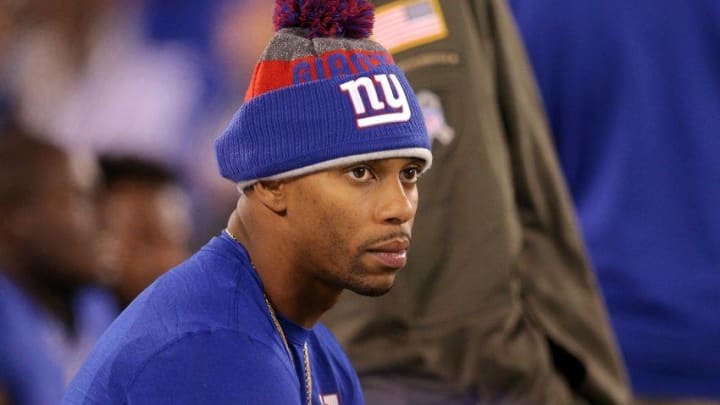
[479,0,630,402]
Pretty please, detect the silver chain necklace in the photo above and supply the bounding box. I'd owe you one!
[225,229,313,405]
[263,295,313,405]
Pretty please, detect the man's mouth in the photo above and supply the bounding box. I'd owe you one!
[366,239,410,269]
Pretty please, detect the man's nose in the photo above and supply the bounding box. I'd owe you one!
[375,178,417,225]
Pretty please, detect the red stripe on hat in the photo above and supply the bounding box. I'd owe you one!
[244,61,294,102]
[244,50,394,101]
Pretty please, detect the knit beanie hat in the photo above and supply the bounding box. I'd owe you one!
[215,0,432,189]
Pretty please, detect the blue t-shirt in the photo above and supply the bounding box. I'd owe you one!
[0,274,117,405]
[511,0,720,398]
[63,233,364,404]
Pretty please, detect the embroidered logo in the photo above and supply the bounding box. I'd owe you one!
[417,89,454,145]
[339,74,411,128]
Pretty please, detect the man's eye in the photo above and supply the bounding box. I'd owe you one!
[347,167,373,181]
[401,167,421,183]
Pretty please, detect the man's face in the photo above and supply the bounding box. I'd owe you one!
[99,182,191,303]
[284,157,425,296]
[20,152,99,286]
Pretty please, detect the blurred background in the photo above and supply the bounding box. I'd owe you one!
[0,1,274,404]
[1,1,719,404]
[0,0,274,249]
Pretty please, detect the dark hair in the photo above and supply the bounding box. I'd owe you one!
[99,156,177,189]
[0,127,65,208]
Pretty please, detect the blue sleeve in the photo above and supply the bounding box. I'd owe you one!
[125,329,301,405]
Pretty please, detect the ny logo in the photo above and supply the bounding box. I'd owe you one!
[339,74,411,128]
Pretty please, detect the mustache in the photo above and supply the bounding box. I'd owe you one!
[359,231,412,251]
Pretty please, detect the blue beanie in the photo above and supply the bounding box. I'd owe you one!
[215,0,432,188]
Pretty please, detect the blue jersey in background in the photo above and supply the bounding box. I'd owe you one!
[0,275,117,405]
[511,0,720,398]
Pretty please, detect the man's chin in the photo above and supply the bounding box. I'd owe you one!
[347,276,396,297]
[350,285,394,297]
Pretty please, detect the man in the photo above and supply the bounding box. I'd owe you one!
[0,126,117,405]
[62,1,432,403]
[97,156,192,308]
[324,0,629,404]
[511,1,720,403]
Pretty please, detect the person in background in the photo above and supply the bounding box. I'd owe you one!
[62,1,431,403]
[1,0,202,166]
[324,0,629,404]
[510,1,720,404]
[149,0,275,246]
[0,125,116,405]
[97,156,193,309]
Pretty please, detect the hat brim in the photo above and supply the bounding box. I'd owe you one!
[236,147,432,192]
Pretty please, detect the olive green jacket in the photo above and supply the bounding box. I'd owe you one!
[324,1,630,404]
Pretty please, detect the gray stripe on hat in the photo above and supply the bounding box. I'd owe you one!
[258,28,388,62]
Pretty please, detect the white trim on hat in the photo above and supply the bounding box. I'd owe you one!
[236,147,433,193]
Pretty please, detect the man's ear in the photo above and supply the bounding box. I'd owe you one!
[251,180,288,215]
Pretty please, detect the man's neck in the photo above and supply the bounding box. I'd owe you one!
[227,213,342,328]
[256,261,342,329]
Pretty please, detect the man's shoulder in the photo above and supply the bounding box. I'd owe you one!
[63,238,279,403]
[63,327,298,404]
[134,237,260,329]
[86,245,263,368]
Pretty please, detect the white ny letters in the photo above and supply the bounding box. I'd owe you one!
[339,74,411,128]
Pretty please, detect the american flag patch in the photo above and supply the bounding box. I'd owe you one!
[373,0,448,53]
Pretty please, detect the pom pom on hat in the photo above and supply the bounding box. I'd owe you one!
[215,0,432,187]
[273,0,375,39]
